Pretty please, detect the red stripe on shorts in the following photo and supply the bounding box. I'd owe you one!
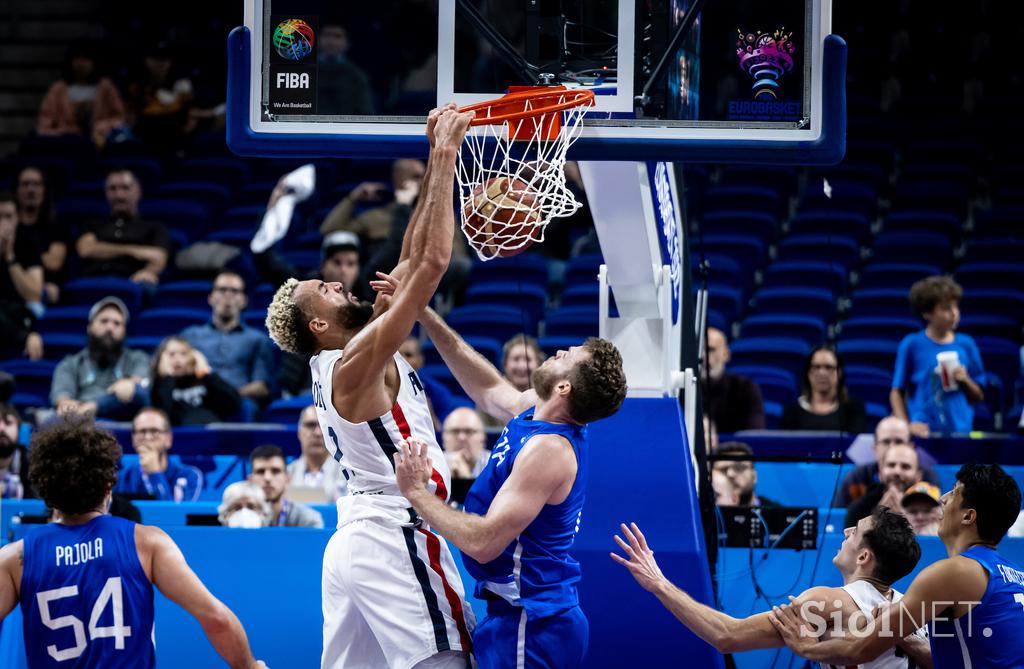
[419,528,473,654]
[393,402,448,501]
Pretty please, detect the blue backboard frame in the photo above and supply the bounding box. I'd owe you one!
[227,25,846,164]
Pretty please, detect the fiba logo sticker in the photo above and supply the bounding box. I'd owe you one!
[652,162,681,325]
[273,19,315,61]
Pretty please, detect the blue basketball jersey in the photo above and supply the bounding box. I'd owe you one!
[20,515,155,669]
[463,408,588,618]
[929,545,1024,669]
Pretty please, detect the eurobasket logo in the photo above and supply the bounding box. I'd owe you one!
[735,28,796,100]
[273,19,315,61]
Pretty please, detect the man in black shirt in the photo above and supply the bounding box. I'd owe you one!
[75,169,171,284]
[0,192,43,360]
[702,327,765,433]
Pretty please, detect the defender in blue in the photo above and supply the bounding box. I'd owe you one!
[396,307,627,669]
[769,463,1024,668]
[0,420,266,669]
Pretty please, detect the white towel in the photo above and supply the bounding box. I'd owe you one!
[250,164,316,253]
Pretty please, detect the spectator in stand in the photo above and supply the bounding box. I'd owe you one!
[320,159,425,258]
[0,403,34,499]
[182,270,275,408]
[37,42,127,147]
[249,445,324,528]
[15,167,69,304]
[712,442,778,507]
[476,334,545,427]
[51,297,149,419]
[217,481,270,528]
[844,442,922,529]
[702,327,765,433]
[832,416,941,507]
[125,42,194,154]
[287,405,347,502]
[0,192,43,360]
[150,335,241,426]
[116,407,203,502]
[76,169,172,285]
[900,482,942,536]
[316,21,374,115]
[442,407,489,480]
[891,276,985,437]
[781,345,866,433]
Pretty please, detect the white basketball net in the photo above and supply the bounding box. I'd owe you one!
[455,93,591,261]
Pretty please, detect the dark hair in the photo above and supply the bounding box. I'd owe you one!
[567,338,627,424]
[0,191,15,207]
[213,270,246,292]
[16,166,55,226]
[250,444,285,466]
[61,41,101,84]
[151,335,192,381]
[0,402,20,425]
[800,345,848,403]
[909,276,963,317]
[105,168,140,186]
[955,463,1023,544]
[502,334,544,369]
[861,506,921,585]
[714,441,754,457]
[133,406,170,430]
[28,420,121,515]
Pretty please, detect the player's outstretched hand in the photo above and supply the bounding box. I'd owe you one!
[395,437,434,498]
[610,522,667,593]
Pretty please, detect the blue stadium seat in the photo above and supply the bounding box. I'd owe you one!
[699,234,767,271]
[279,250,321,274]
[701,210,777,245]
[242,309,267,329]
[728,337,811,378]
[844,365,894,386]
[158,183,232,216]
[62,277,144,315]
[857,262,941,291]
[754,376,799,407]
[262,396,313,424]
[717,166,798,198]
[871,232,952,268]
[564,254,604,287]
[223,206,265,232]
[837,316,920,343]
[543,306,598,338]
[250,284,276,311]
[777,234,861,269]
[972,207,1024,240]
[132,308,210,338]
[900,163,974,191]
[238,180,279,207]
[55,196,109,223]
[763,401,783,429]
[963,238,1024,265]
[140,199,210,243]
[963,288,1024,321]
[35,306,92,335]
[155,281,214,309]
[956,262,1024,290]
[799,180,878,219]
[41,333,87,360]
[761,261,847,296]
[537,336,580,358]
[467,254,549,290]
[125,336,163,353]
[811,163,888,194]
[706,285,745,326]
[448,305,538,338]
[959,315,1022,342]
[560,283,600,309]
[172,158,251,194]
[418,364,466,400]
[836,339,899,374]
[692,254,747,293]
[849,288,913,318]
[884,211,961,241]
[752,287,836,319]
[973,336,1020,411]
[845,378,892,408]
[740,314,827,347]
[703,186,783,218]
[725,365,796,390]
[422,336,502,368]
[465,282,548,323]
[206,228,254,247]
[0,360,57,401]
[788,210,873,245]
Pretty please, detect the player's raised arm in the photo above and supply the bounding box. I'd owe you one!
[141,526,265,669]
[335,108,473,385]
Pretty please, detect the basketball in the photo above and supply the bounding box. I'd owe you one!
[462,176,542,258]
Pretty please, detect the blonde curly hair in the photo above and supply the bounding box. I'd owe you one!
[265,278,316,355]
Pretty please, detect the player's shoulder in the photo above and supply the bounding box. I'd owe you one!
[910,554,988,599]
[0,539,24,570]
[519,432,577,471]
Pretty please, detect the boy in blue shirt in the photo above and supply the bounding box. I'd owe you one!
[890,276,985,437]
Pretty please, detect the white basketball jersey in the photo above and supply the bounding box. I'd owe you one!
[819,580,924,669]
[309,349,451,502]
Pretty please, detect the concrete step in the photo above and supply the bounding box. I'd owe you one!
[0,20,104,42]
[0,43,66,66]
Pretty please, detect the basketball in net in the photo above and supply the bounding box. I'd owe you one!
[462,176,542,258]
[455,86,594,261]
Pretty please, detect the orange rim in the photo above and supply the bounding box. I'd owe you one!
[460,87,596,126]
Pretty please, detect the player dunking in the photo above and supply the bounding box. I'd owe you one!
[265,105,477,669]
[390,301,627,669]
[0,421,266,669]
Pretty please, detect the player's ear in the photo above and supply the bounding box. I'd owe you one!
[309,317,328,335]
[555,379,572,397]
[961,507,977,528]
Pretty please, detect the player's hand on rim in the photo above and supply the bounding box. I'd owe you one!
[433,107,476,150]
[395,437,434,497]
[426,102,458,148]
[610,522,667,593]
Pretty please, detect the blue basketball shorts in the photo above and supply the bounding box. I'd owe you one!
[473,599,588,669]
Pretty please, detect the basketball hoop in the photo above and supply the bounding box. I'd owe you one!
[455,86,595,261]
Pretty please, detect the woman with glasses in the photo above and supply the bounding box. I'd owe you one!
[781,345,866,433]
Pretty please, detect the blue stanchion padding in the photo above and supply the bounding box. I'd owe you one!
[101,423,300,457]
[753,462,851,507]
[0,499,45,546]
